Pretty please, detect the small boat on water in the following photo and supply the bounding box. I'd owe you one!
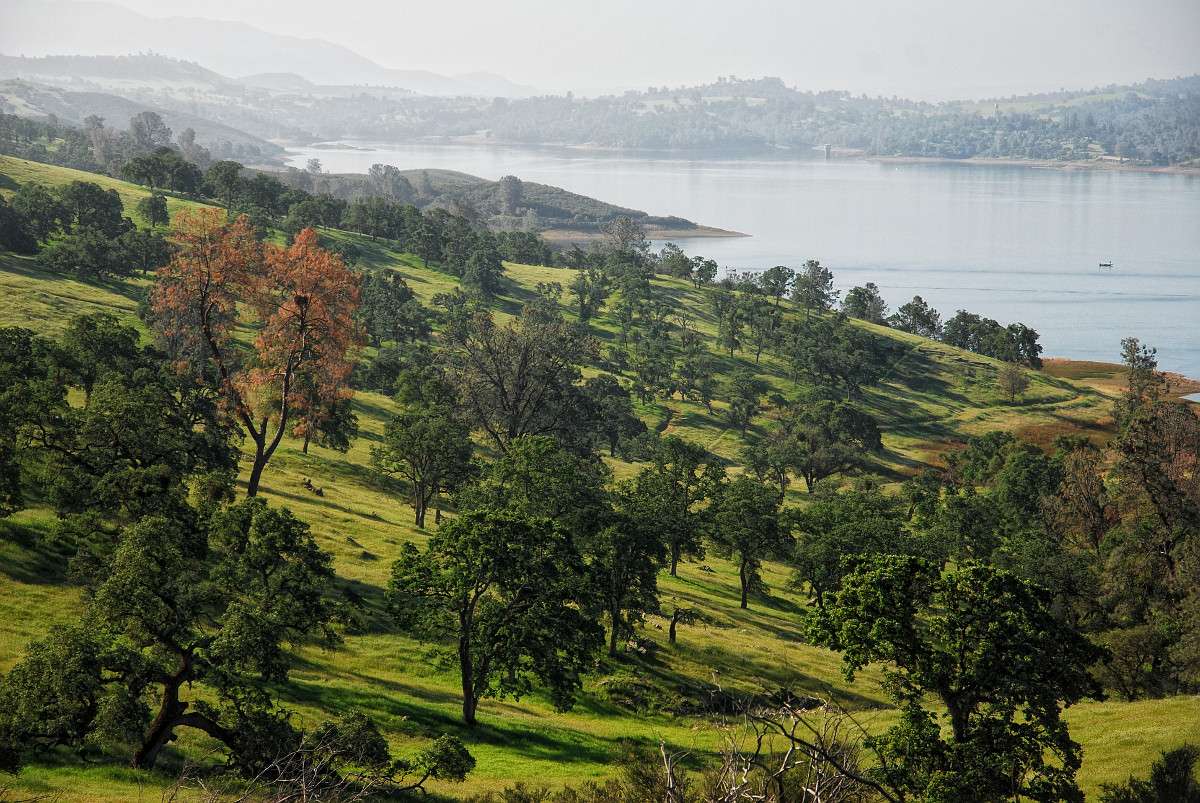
[1099,261,1114,268]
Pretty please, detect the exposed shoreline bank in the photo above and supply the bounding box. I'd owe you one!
[1042,358,1200,397]
[539,224,747,243]
[860,154,1200,176]
[281,138,1199,177]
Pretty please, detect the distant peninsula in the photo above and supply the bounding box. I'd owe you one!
[272,163,744,240]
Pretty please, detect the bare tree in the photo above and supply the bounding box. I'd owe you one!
[997,361,1030,402]
[685,696,895,803]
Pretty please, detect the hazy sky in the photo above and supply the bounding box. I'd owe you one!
[22,0,1200,98]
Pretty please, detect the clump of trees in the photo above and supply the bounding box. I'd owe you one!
[1,178,171,278]
[942,309,1043,368]
[0,309,474,792]
[896,339,1200,702]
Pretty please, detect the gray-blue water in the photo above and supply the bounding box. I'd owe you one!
[286,143,1200,378]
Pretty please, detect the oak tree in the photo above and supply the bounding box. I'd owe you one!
[709,475,793,609]
[759,264,795,306]
[443,309,596,455]
[389,508,602,726]
[789,397,883,492]
[997,361,1031,403]
[630,435,724,576]
[807,556,1106,803]
[792,259,838,320]
[372,404,475,529]
[0,499,337,772]
[582,501,665,657]
[890,295,943,339]
[151,210,364,496]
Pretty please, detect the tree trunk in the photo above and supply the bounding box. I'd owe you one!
[132,671,188,770]
[246,409,290,498]
[739,557,749,609]
[940,689,968,744]
[459,633,477,727]
[669,544,680,577]
[246,451,267,497]
[414,492,427,529]
[131,655,236,770]
[608,602,622,658]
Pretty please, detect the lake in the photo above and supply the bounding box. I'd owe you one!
[285,142,1200,379]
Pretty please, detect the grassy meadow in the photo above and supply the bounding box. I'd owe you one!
[1,157,1197,800]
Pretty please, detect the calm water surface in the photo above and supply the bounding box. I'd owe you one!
[286,143,1200,378]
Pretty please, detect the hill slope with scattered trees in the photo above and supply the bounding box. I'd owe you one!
[1,156,1198,802]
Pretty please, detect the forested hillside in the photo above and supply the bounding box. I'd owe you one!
[1,156,1199,802]
[4,58,1197,166]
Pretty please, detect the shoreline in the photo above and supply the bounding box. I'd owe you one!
[280,138,1199,176]
[539,223,747,244]
[861,155,1200,176]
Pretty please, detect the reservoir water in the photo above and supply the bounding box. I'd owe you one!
[285,143,1200,379]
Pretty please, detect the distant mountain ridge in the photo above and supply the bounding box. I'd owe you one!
[0,0,541,98]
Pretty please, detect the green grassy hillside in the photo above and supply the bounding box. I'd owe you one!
[1,158,1196,801]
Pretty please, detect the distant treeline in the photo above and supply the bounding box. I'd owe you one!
[6,71,1199,167]
[440,76,1200,165]
[94,73,1198,166]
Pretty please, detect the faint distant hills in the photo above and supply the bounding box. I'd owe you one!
[0,0,541,98]
[0,77,286,164]
[0,55,417,101]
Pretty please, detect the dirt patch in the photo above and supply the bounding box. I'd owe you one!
[1042,359,1123,381]
[908,439,968,469]
[1042,360,1199,399]
[1015,418,1117,451]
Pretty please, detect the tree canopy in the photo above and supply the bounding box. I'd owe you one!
[807,555,1107,803]
[150,209,364,496]
[389,508,602,726]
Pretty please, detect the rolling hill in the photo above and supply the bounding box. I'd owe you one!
[0,156,1197,801]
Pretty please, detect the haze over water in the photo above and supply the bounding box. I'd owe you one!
[288,143,1200,378]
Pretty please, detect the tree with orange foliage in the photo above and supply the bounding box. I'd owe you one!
[151,208,363,496]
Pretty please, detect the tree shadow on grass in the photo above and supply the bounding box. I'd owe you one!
[609,636,887,716]
[0,255,146,305]
[492,283,542,319]
[281,674,615,766]
[466,717,613,766]
[0,519,71,586]
[336,574,391,621]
